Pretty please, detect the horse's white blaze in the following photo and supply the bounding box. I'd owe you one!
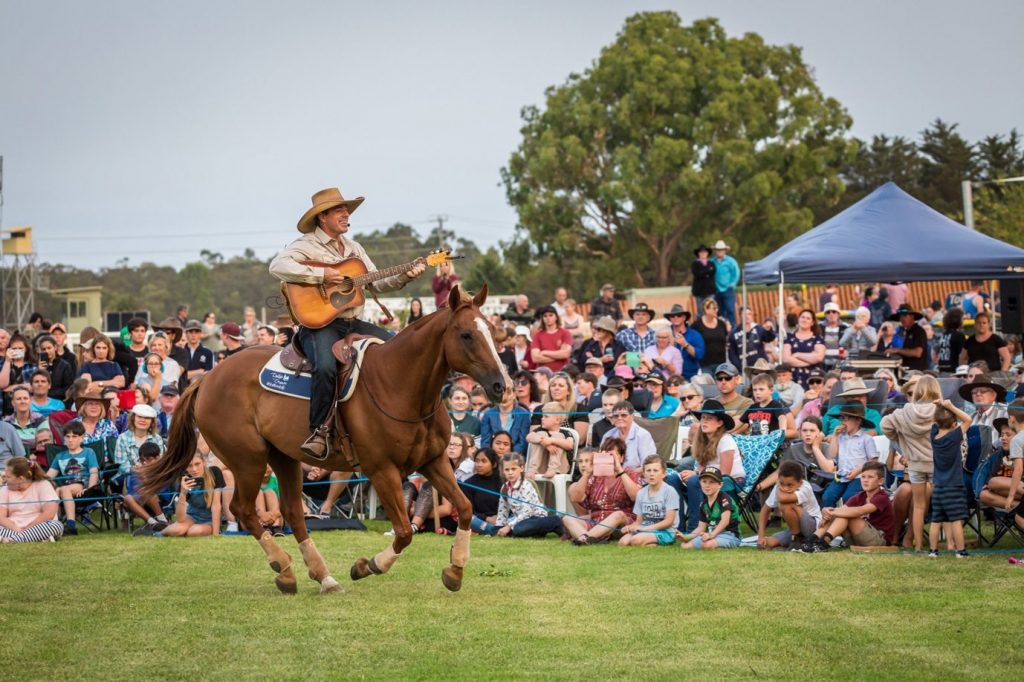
[475,316,511,386]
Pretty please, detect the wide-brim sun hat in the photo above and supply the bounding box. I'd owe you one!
[628,302,655,318]
[836,377,872,398]
[888,304,924,321]
[957,374,1008,403]
[74,386,114,412]
[591,316,618,335]
[297,187,365,234]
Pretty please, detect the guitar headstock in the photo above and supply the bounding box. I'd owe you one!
[425,250,459,267]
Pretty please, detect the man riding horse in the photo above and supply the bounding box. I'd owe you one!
[269,187,426,459]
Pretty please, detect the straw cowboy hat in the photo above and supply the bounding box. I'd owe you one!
[835,377,872,398]
[743,358,776,377]
[74,386,114,412]
[713,240,730,251]
[591,316,618,335]
[297,187,365,234]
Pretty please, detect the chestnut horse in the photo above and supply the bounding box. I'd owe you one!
[142,285,509,594]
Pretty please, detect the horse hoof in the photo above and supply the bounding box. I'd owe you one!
[441,565,463,592]
[275,575,298,595]
[320,576,343,594]
[350,557,372,581]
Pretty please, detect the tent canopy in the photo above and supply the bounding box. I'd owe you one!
[743,182,1024,284]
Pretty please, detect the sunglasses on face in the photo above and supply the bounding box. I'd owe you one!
[715,375,734,382]
[681,394,700,400]
[515,379,530,386]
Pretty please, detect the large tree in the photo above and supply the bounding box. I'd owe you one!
[502,12,854,288]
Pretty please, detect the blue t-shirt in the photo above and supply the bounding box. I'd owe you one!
[51,448,99,486]
[931,424,965,489]
[78,361,123,382]
[29,398,65,418]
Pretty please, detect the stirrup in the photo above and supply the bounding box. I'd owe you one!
[301,426,331,461]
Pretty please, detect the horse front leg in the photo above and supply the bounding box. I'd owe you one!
[421,456,473,592]
[351,466,412,581]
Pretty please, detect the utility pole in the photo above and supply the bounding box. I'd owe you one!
[962,175,1024,229]
[433,214,449,250]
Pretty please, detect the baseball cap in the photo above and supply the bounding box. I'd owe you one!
[220,322,244,340]
[699,466,723,483]
[584,356,604,367]
[715,363,739,378]
[159,385,180,397]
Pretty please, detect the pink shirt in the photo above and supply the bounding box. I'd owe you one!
[0,480,58,530]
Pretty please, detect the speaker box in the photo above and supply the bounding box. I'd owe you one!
[999,279,1024,335]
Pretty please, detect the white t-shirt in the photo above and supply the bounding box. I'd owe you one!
[766,479,822,522]
[701,433,745,480]
[1010,431,1024,460]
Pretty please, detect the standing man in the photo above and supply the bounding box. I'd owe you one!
[270,187,426,459]
[529,305,573,372]
[114,317,150,383]
[551,287,569,317]
[616,303,656,353]
[183,319,215,383]
[588,283,623,323]
[48,323,77,375]
[884,305,928,372]
[712,239,740,326]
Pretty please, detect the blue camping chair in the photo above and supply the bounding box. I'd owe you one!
[724,430,787,530]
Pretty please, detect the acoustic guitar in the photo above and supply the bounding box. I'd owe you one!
[282,250,456,328]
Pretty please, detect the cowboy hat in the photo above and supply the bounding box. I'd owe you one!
[835,377,872,397]
[591,316,618,335]
[153,317,184,344]
[297,187,365,234]
[837,402,876,430]
[743,358,776,377]
[888,304,924,321]
[693,244,712,257]
[74,386,114,412]
[664,304,691,322]
[957,373,1008,403]
[713,239,730,251]
[691,398,736,431]
[628,302,655,318]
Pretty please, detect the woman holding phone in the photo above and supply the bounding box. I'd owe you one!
[562,437,642,545]
[159,453,224,537]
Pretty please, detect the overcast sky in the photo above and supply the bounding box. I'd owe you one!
[1,1,1021,270]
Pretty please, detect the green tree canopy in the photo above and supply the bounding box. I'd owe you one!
[502,11,854,288]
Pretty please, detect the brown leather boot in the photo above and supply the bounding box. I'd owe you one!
[301,426,331,460]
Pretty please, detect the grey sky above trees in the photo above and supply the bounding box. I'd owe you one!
[1,1,1021,270]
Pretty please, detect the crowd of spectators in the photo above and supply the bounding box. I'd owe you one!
[2,268,1023,551]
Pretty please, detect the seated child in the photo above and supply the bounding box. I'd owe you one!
[801,460,895,552]
[756,417,832,495]
[739,373,795,439]
[0,457,64,543]
[160,453,224,537]
[980,400,1024,528]
[524,402,578,479]
[679,466,741,549]
[124,442,169,534]
[757,460,822,549]
[471,453,563,537]
[821,402,878,507]
[619,455,679,547]
[256,464,283,534]
[928,399,973,557]
[44,421,99,536]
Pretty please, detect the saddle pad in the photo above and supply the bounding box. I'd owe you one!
[258,338,383,402]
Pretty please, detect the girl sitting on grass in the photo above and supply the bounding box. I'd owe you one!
[160,453,223,537]
[0,457,63,543]
[471,453,563,538]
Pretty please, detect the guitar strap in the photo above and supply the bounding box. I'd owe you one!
[367,287,394,324]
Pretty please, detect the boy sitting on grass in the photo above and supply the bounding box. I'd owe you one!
[679,466,741,549]
[618,455,678,547]
[928,399,973,558]
[801,460,895,552]
[757,460,822,550]
[980,399,1024,531]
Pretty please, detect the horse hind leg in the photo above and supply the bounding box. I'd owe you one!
[351,467,412,581]
[268,450,342,594]
[230,459,298,594]
[421,456,473,592]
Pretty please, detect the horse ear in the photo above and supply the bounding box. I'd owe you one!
[472,283,488,308]
[447,283,463,311]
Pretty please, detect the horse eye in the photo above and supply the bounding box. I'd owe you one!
[460,331,474,342]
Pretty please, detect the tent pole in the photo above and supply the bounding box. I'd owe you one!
[741,278,748,374]
[778,272,786,350]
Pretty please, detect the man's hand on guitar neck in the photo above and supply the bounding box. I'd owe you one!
[405,259,427,280]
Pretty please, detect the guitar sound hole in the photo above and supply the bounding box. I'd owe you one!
[337,277,355,294]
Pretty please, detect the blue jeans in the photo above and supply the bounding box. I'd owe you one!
[297,318,390,429]
[822,477,864,508]
[715,288,737,326]
[471,514,563,537]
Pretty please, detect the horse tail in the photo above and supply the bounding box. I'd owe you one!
[139,377,203,499]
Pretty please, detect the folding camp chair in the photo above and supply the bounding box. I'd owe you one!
[972,451,1024,548]
[725,430,787,531]
[634,416,680,463]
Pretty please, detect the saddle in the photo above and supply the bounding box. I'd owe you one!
[279,333,376,374]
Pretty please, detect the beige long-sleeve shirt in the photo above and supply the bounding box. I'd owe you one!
[269,227,411,321]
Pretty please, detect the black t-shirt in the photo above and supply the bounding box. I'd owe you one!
[740,400,784,436]
[692,317,728,366]
[934,330,966,373]
[899,323,929,371]
[461,472,502,517]
[965,333,1007,373]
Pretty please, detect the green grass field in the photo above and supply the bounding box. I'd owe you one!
[2,524,1023,680]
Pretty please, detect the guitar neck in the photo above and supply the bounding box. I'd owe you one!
[351,259,421,288]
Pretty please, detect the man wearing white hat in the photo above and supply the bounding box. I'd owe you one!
[712,239,740,326]
[270,187,426,459]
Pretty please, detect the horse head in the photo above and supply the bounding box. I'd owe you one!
[444,283,511,403]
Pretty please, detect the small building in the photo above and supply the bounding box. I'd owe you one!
[50,286,104,333]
